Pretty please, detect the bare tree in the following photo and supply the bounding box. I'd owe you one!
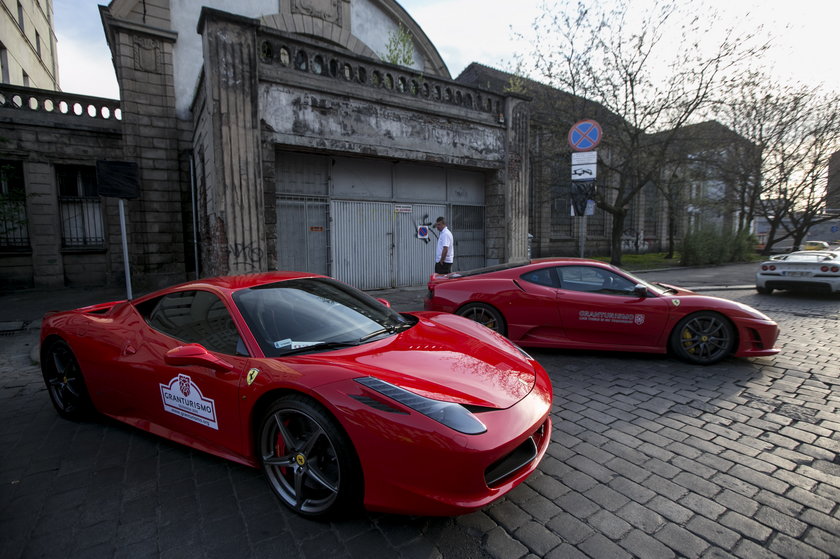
[714,73,840,253]
[516,0,765,265]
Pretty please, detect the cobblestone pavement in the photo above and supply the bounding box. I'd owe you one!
[1,272,839,558]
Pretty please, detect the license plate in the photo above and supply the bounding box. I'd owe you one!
[785,271,811,277]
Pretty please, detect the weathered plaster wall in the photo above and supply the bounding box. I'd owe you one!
[260,86,506,167]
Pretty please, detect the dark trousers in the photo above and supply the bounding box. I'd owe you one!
[435,262,452,274]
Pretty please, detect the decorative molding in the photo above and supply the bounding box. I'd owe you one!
[291,0,341,25]
[134,37,162,73]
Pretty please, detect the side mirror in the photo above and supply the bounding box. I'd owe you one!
[633,284,648,297]
[165,344,233,373]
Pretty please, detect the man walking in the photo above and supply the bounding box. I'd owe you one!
[434,216,454,274]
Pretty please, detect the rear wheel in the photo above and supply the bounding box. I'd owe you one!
[41,339,94,419]
[258,395,361,518]
[456,303,507,336]
[756,286,773,295]
[669,311,735,365]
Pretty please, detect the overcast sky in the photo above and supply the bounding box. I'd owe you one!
[55,0,839,99]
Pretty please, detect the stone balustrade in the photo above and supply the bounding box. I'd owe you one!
[258,31,506,121]
[0,84,121,121]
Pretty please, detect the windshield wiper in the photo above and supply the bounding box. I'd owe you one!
[281,322,414,355]
[358,328,392,342]
[278,341,361,356]
[358,321,414,343]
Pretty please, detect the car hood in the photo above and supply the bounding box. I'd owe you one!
[654,284,774,322]
[296,312,537,409]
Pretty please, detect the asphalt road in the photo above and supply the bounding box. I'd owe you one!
[1,263,838,558]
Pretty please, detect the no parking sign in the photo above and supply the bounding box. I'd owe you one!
[417,225,430,239]
[568,119,602,152]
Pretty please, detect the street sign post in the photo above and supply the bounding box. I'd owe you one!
[568,121,602,257]
[96,161,140,300]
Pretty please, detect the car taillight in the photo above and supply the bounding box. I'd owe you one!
[821,266,829,272]
[833,266,839,273]
[761,264,776,271]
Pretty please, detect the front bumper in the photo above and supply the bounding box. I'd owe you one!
[327,371,553,516]
[732,316,780,358]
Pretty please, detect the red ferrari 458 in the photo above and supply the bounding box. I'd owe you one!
[426,259,779,365]
[40,273,552,518]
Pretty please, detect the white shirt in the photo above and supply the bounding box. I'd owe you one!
[436,226,454,263]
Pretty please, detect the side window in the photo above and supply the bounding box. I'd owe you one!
[56,164,104,249]
[0,160,29,249]
[558,266,636,296]
[520,267,559,288]
[145,290,246,356]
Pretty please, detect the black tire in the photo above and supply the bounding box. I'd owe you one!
[41,339,94,420]
[456,303,507,336]
[669,311,736,365]
[258,395,362,518]
[756,286,773,295]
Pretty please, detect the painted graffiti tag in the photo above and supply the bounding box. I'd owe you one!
[229,242,264,271]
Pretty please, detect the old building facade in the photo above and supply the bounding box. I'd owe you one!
[1,0,529,291]
[1,0,58,89]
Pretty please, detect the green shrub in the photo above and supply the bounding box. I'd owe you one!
[681,228,756,266]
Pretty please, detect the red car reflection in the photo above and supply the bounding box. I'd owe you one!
[425,259,779,365]
[40,273,551,518]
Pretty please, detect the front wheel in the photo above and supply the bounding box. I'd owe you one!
[456,303,507,336]
[669,311,735,365]
[258,395,362,519]
[41,339,94,419]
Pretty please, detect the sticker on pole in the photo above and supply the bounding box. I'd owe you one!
[568,120,602,152]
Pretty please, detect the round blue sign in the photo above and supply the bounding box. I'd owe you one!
[568,120,602,152]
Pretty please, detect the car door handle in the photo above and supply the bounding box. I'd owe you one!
[122,341,137,356]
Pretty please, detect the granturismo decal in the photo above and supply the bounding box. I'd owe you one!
[578,310,645,325]
[160,374,218,430]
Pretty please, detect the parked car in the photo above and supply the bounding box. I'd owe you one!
[40,273,552,518]
[756,250,840,295]
[803,240,830,251]
[426,259,779,365]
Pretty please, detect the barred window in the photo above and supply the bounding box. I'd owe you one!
[56,165,104,249]
[0,160,29,249]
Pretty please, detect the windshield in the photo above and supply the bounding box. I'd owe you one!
[233,277,411,357]
[615,267,669,295]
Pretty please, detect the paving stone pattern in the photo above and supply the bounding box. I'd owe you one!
[1,287,839,558]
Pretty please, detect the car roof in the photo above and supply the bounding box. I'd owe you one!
[132,271,325,303]
[445,258,617,279]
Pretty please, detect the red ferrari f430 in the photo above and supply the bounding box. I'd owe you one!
[426,259,779,365]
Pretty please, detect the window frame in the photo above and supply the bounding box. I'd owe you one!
[143,290,248,357]
[56,164,105,250]
[0,159,30,250]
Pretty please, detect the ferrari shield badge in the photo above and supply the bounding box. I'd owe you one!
[672,299,681,307]
[247,368,260,386]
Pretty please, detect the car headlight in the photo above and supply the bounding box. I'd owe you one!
[355,377,487,435]
[735,302,772,322]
